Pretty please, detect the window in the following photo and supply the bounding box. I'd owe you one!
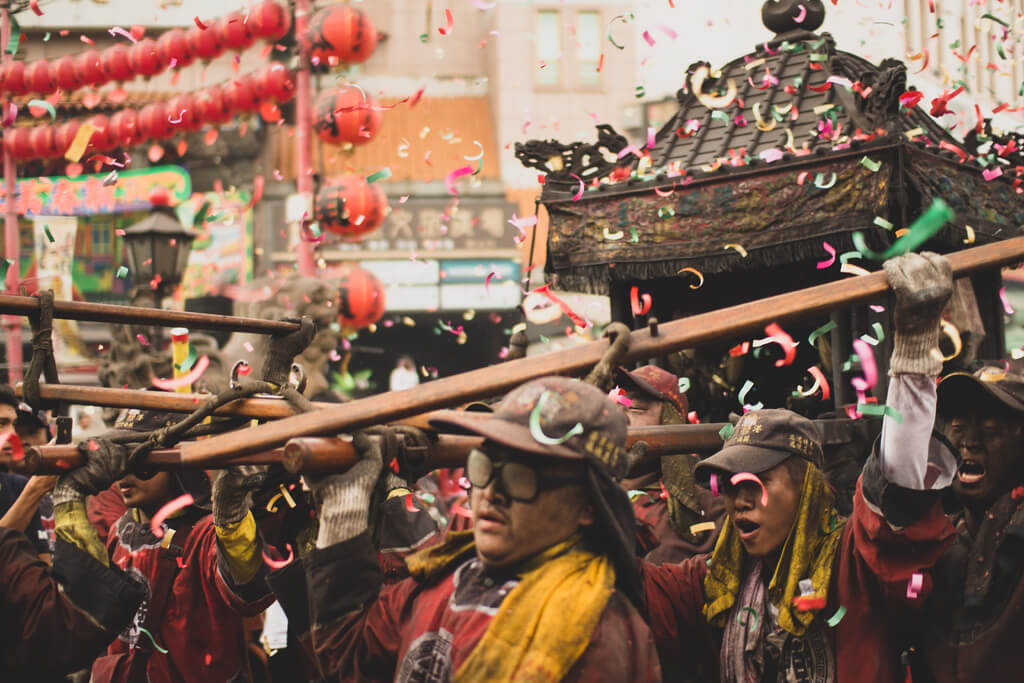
[534,9,604,91]
[575,11,602,87]
[536,10,563,88]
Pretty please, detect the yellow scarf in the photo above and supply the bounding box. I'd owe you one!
[405,531,615,682]
[703,464,845,636]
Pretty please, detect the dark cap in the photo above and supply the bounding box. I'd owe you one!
[937,366,1024,418]
[430,376,630,480]
[616,365,689,418]
[694,408,823,486]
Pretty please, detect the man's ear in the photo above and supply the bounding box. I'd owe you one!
[578,501,596,528]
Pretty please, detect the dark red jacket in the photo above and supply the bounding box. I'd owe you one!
[915,490,1024,682]
[91,509,275,683]
[631,485,726,564]
[641,455,955,683]
[270,531,662,682]
[1,527,144,680]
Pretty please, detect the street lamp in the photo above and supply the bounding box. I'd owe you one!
[121,206,198,306]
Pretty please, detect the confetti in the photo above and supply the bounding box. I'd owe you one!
[570,173,584,201]
[689,521,716,535]
[718,424,734,441]
[116,266,129,279]
[438,8,454,35]
[982,167,1003,182]
[906,572,923,599]
[445,165,473,195]
[856,403,903,422]
[792,596,827,611]
[814,172,837,189]
[762,322,797,367]
[152,355,210,391]
[816,241,836,269]
[850,338,878,395]
[261,543,294,569]
[630,286,652,316]
[737,606,759,628]
[529,391,584,445]
[877,199,953,260]
[859,157,881,172]
[607,15,629,50]
[807,321,836,346]
[137,626,169,654]
[108,26,138,43]
[194,16,209,30]
[64,123,97,162]
[150,493,195,538]
[677,377,690,393]
[731,472,768,506]
[27,99,56,121]
[796,366,831,400]
[724,243,748,258]
[677,267,703,289]
[1000,287,1014,315]
[366,168,392,183]
[710,473,720,497]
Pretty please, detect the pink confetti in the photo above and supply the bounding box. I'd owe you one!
[243,342,255,353]
[151,494,195,538]
[1000,286,1015,315]
[710,473,720,497]
[763,322,797,367]
[906,572,923,599]
[570,173,584,201]
[850,338,877,393]
[793,4,807,23]
[262,543,294,569]
[807,366,831,400]
[982,167,1003,181]
[730,472,769,506]
[152,355,210,391]
[642,30,655,46]
[485,271,496,293]
[445,165,474,195]
[647,127,656,149]
[658,25,678,40]
[108,26,138,43]
[438,8,454,35]
[817,241,836,269]
[1,102,17,127]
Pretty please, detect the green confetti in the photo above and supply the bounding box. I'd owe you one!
[738,380,755,405]
[737,606,759,628]
[43,225,54,242]
[174,344,198,373]
[856,404,903,422]
[859,322,885,346]
[634,85,646,98]
[809,53,829,62]
[630,226,639,243]
[878,199,954,260]
[851,232,886,261]
[859,157,881,172]
[826,606,847,627]
[839,250,863,265]
[43,32,50,42]
[0,258,12,277]
[6,15,19,55]
[136,626,169,654]
[116,266,129,279]
[366,168,392,183]
[980,12,1009,28]
[808,321,837,345]
[677,377,690,393]
[873,216,894,230]
[718,423,735,440]
[28,99,56,121]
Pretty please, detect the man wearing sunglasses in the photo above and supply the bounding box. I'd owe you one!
[269,376,661,681]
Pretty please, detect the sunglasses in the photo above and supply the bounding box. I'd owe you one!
[465,448,584,503]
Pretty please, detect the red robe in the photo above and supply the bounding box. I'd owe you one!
[91,508,275,683]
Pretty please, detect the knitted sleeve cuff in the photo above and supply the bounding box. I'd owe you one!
[315,482,372,548]
[889,329,943,376]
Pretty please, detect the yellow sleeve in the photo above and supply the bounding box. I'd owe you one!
[54,500,109,567]
[215,511,262,584]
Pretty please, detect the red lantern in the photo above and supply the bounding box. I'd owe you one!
[4,61,28,96]
[130,39,164,78]
[50,55,81,92]
[197,84,233,125]
[167,94,200,132]
[249,1,291,41]
[55,120,81,155]
[139,103,173,141]
[315,175,388,239]
[157,28,193,69]
[111,108,140,147]
[224,74,260,113]
[218,11,254,52]
[303,6,377,66]
[30,125,60,158]
[187,23,225,61]
[27,60,55,95]
[87,115,117,152]
[102,45,135,82]
[259,63,295,102]
[335,265,386,329]
[74,50,108,88]
[6,127,34,160]
[314,87,381,146]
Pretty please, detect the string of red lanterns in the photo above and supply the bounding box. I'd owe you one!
[0,0,291,98]
[5,62,295,160]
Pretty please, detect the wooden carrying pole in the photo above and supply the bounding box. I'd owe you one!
[0,294,301,335]
[15,423,729,475]
[175,237,1024,466]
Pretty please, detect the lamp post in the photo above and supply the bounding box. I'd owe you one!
[121,206,198,309]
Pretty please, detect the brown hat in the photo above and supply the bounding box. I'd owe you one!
[430,376,630,480]
[694,408,823,486]
[937,366,1024,417]
[616,365,689,418]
